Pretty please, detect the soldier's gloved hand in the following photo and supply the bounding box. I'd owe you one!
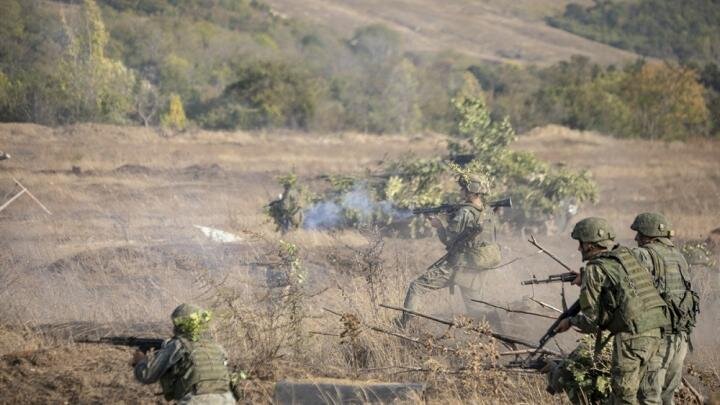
[130,349,146,367]
[570,270,582,286]
[427,215,442,229]
[553,318,572,334]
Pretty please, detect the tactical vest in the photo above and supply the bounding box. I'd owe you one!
[593,247,669,335]
[160,337,231,401]
[644,242,699,334]
[452,205,501,269]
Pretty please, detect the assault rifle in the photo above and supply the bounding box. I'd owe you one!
[77,336,164,353]
[412,197,512,215]
[521,272,579,285]
[527,300,580,363]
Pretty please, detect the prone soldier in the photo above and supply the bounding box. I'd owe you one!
[131,303,235,404]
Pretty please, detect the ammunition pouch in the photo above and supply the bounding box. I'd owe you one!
[453,243,502,291]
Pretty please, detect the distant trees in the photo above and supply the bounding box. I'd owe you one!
[0,0,716,141]
[56,0,136,124]
[525,58,711,140]
[199,60,319,130]
[0,0,134,124]
[548,0,720,64]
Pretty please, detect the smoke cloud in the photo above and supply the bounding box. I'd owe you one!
[302,185,412,230]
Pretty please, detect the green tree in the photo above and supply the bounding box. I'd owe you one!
[621,62,709,139]
[200,60,320,129]
[378,59,422,133]
[161,93,187,131]
[56,0,136,123]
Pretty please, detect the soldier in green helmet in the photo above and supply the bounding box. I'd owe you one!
[553,217,669,405]
[397,173,501,327]
[630,213,699,405]
[131,304,235,404]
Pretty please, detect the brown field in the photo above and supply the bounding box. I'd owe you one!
[263,0,637,65]
[1,123,718,403]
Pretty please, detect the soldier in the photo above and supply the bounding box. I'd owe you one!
[554,217,669,405]
[268,174,303,234]
[630,213,699,405]
[131,304,235,404]
[397,173,501,327]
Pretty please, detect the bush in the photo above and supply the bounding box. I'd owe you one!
[160,93,187,131]
[199,60,320,130]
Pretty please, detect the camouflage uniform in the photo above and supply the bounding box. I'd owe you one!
[630,213,699,405]
[568,218,669,405]
[400,175,501,326]
[134,304,234,405]
[268,183,303,233]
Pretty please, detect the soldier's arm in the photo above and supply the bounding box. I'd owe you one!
[440,207,474,247]
[569,263,605,333]
[134,339,183,384]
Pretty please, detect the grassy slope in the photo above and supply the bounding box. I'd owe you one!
[262,0,636,65]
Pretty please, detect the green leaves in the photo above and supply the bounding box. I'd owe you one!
[448,90,597,229]
[173,310,213,341]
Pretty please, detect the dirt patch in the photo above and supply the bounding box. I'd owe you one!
[113,164,156,176]
[0,345,161,404]
[179,163,226,180]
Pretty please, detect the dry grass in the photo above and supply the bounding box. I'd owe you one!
[263,0,636,65]
[0,122,718,402]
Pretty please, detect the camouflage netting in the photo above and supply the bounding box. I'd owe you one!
[296,74,598,236]
[548,333,613,404]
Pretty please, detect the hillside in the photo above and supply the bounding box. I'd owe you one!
[263,0,637,65]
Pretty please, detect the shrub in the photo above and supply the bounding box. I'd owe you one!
[199,60,320,130]
[161,93,187,131]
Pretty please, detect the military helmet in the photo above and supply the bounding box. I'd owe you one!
[571,217,616,245]
[171,303,202,321]
[631,212,674,238]
[460,173,491,195]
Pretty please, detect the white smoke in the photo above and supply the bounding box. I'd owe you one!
[302,185,412,230]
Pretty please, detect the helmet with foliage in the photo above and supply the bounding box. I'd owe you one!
[571,217,616,248]
[171,303,212,341]
[278,172,297,189]
[631,212,674,238]
[459,173,491,195]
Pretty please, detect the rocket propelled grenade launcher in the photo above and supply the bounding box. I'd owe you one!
[412,197,512,215]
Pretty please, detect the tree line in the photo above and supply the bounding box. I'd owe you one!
[0,0,717,140]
